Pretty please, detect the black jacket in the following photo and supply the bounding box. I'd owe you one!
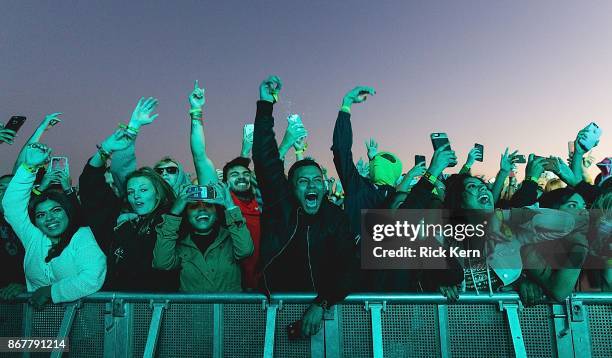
[332,111,395,234]
[253,101,356,305]
[79,163,178,292]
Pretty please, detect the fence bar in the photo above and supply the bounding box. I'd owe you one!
[568,300,592,358]
[21,303,33,358]
[552,304,574,358]
[9,292,612,304]
[323,306,340,358]
[103,301,132,358]
[367,302,385,358]
[143,301,168,358]
[437,305,449,358]
[212,303,223,358]
[263,302,279,358]
[501,303,527,358]
[310,321,325,358]
[49,302,79,358]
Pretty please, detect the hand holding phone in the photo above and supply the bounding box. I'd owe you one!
[415,155,426,166]
[50,157,69,174]
[474,143,484,162]
[4,116,26,133]
[430,133,457,168]
[186,185,217,201]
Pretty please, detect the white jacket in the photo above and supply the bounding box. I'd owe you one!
[2,166,106,303]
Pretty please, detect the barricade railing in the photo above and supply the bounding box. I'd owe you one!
[1,292,610,358]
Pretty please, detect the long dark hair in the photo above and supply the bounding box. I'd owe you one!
[28,190,80,262]
[538,187,580,209]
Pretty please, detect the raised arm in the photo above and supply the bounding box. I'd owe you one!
[331,86,376,192]
[12,113,61,174]
[2,143,51,248]
[189,80,219,185]
[110,97,159,196]
[491,148,520,203]
[252,76,293,209]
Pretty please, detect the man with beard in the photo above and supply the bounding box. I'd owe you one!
[222,157,262,290]
[253,75,356,337]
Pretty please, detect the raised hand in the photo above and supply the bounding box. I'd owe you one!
[0,124,16,145]
[129,97,159,129]
[525,154,546,181]
[342,86,376,110]
[170,185,191,216]
[24,143,51,167]
[549,157,580,186]
[189,80,206,109]
[466,146,483,166]
[281,123,308,149]
[406,162,427,180]
[293,137,307,152]
[41,112,62,130]
[101,129,134,153]
[365,138,378,160]
[428,143,457,177]
[259,75,282,103]
[499,148,520,173]
[356,158,370,177]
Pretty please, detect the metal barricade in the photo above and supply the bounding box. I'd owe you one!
[1,292,611,358]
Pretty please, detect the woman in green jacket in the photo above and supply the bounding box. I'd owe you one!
[153,182,254,292]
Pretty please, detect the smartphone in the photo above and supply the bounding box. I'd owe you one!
[430,133,456,167]
[4,116,26,133]
[514,155,527,164]
[568,141,575,156]
[186,185,216,201]
[577,122,601,152]
[287,320,303,340]
[534,155,555,171]
[430,133,451,151]
[474,143,484,162]
[50,157,69,174]
[415,155,426,166]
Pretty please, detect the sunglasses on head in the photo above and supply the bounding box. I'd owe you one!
[155,167,179,175]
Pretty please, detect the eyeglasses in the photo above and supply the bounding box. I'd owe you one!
[155,167,178,175]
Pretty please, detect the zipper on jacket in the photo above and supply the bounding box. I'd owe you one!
[306,225,317,291]
[262,207,301,295]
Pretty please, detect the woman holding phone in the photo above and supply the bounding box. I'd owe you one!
[2,143,106,308]
[152,182,254,292]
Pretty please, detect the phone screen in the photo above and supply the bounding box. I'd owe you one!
[415,155,426,166]
[474,143,484,162]
[186,185,216,201]
[50,157,69,173]
[430,133,450,151]
[4,116,26,133]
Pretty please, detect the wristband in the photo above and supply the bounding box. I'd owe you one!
[340,105,351,113]
[96,144,112,162]
[32,187,42,196]
[526,176,539,184]
[126,126,139,136]
[22,163,41,174]
[189,109,203,120]
[117,123,128,130]
[294,150,304,155]
[423,171,437,186]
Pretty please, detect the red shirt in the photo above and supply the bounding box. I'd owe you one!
[231,191,261,289]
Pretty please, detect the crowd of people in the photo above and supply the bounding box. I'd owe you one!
[0,76,610,337]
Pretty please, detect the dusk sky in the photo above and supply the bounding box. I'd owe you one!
[1,1,611,181]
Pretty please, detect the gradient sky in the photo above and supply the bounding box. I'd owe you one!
[1,0,611,182]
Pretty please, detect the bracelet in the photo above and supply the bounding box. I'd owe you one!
[96,144,112,161]
[294,150,304,155]
[423,171,437,186]
[126,126,139,136]
[190,112,203,121]
[64,187,75,196]
[22,163,41,174]
[32,187,42,196]
[189,108,203,118]
[526,176,539,184]
[340,105,351,113]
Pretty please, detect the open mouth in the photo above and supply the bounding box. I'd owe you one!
[304,192,319,208]
[47,222,60,230]
[236,180,249,187]
[134,201,145,209]
[478,194,491,205]
[195,214,211,222]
